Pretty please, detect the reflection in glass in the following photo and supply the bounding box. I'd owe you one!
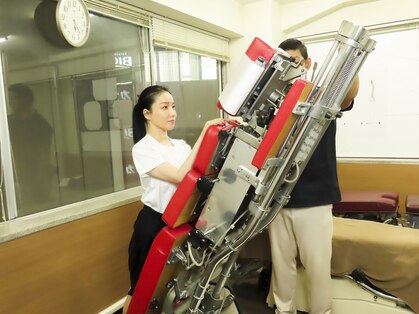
[7,84,56,215]
[0,0,150,218]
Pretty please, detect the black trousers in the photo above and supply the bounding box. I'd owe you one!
[128,205,166,295]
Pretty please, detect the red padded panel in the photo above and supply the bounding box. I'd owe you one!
[163,121,239,228]
[252,79,312,169]
[246,37,276,62]
[127,224,192,314]
[193,120,240,175]
[333,191,399,214]
[406,195,419,214]
[162,169,201,228]
[217,100,223,110]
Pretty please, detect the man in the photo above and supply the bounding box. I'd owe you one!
[8,83,54,215]
[267,39,359,314]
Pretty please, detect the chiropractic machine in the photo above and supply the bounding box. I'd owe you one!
[127,20,376,314]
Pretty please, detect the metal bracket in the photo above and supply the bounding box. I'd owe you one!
[167,247,187,265]
[292,101,311,116]
[273,191,291,208]
[236,165,259,187]
[309,104,341,120]
[235,127,262,149]
[236,165,270,197]
[264,157,285,168]
[275,60,307,82]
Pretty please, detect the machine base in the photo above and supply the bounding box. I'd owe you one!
[161,286,240,314]
[295,269,414,314]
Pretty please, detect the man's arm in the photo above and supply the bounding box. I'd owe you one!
[341,75,359,109]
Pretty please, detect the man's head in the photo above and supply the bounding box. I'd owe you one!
[8,83,35,116]
[279,38,311,71]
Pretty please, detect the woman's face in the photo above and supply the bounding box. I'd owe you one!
[144,91,177,132]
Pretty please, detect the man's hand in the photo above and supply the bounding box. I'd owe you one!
[341,75,359,109]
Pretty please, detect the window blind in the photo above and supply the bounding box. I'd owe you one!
[86,0,150,27]
[152,17,229,62]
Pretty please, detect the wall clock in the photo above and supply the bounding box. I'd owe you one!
[34,0,91,48]
[56,0,91,47]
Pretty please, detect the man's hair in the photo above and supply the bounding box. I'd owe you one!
[279,38,308,60]
[8,83,34,104]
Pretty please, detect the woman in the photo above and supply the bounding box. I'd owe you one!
[123,85,224,313]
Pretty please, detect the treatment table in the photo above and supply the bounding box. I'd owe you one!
[240,217,419,313]
[333,191,399,222]
[329,217,418,313]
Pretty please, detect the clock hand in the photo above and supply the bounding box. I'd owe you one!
[73,19,81,33]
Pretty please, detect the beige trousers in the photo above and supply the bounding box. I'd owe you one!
[267,204,333,314]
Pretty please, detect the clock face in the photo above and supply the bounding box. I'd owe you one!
[56,0,91,47]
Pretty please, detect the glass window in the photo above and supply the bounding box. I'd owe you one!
[155,48,222,144]
[0,0,150,218]
[179,52,200,81]
[156,50,180,82]
[201,57,218,80]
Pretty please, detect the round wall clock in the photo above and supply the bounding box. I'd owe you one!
[56,0,91,47]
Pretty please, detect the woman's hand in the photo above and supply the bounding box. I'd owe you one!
[198,118,225,140]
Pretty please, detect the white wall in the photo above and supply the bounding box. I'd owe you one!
[122,0,284,73]
[120,0,244,38]
[281,0,419,38]
[149,0,244,35]
[229,0,283,71]
[125,0,418,75]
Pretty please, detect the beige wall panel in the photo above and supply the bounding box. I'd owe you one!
[337,162,419,216]
[0,202,141,314]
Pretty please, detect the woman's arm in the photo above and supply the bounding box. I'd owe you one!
[148,118,224,184]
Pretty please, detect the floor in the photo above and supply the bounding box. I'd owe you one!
[116,259,308,314]
[230,259,307,314]
[230,266,275,314]
[114,276,274,314]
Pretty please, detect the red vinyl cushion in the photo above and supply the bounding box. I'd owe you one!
[245,37,276,62]
[193,120,240,175]
[333,191,399,214]
[252,79,311,169]
[163,121,239,228]
[406,195,419,215]
[127,224,192,314]
[162,169,201,228]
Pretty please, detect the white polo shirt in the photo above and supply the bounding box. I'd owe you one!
[132,134,191,214]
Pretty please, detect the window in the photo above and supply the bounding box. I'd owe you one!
[154,48,222,144]
[201,57,218,80]
[0,1,226,223]
[0,0,150,219]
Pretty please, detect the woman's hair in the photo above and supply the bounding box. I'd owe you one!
[132,85,171,144]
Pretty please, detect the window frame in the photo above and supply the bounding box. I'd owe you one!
[0,2,151,229]
[0,0,227,243]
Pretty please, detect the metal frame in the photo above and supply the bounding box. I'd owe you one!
[0,52,18,220]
